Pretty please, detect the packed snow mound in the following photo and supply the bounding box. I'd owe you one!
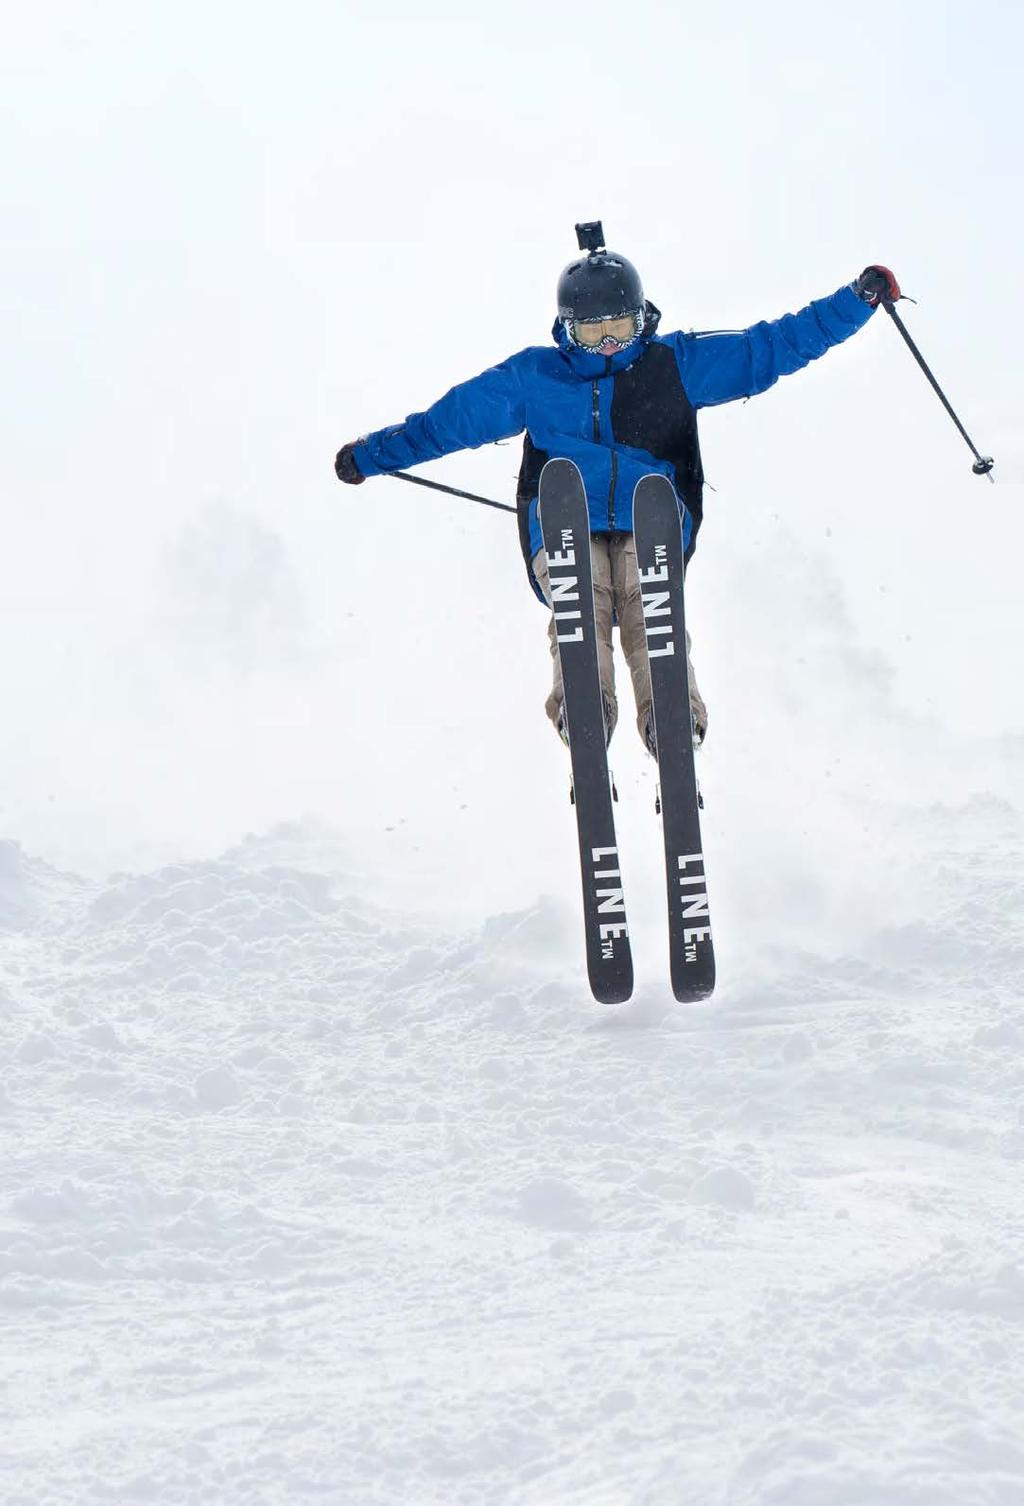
[717,790,1024,1009]
[3,816,1024,1504]
[0,839,87,932]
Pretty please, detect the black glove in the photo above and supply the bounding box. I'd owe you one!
[855,265,902,307]
[334,442,365,485]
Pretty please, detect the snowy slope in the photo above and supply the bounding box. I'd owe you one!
[3,790,1023,1505]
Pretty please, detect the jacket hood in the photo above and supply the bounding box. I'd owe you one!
[552,300,662,377]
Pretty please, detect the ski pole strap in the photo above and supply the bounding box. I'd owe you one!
[882,302,994,478]
[387,470,517,514]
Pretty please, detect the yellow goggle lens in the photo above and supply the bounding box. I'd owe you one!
[572,314,638,347]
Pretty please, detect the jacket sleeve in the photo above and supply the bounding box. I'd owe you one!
[676,283,874,410]
[351,355,527,477]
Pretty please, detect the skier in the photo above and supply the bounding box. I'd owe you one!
[335,224,900,754]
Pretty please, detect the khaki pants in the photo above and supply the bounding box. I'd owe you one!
[532,535,706,749]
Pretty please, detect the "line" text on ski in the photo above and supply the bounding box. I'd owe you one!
[638,545,674,658]
[592,846,628,958]
[547,527,584,644]
[677,852,710,961]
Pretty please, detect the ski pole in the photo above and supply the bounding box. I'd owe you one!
[387,469,516,514]
[881,301,995,481]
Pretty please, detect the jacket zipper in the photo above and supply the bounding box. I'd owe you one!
[592,376,618,530]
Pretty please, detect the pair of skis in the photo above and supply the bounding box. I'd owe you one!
[540,458,715,1005]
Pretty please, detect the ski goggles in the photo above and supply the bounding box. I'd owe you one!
[570,311,643,348]
[569,310,638,347]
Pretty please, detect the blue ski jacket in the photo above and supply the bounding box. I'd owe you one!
[351,283,874,598]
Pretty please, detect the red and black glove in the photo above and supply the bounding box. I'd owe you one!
[334,442,364,484]
[855,265,902,307]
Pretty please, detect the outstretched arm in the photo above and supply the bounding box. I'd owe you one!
[677,275,891,409]
[345,356,527,479]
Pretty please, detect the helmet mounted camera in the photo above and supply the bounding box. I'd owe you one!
[557,220,645,347]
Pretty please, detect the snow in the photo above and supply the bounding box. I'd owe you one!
[3,454,1023,1506]
[3,777,1024,1503]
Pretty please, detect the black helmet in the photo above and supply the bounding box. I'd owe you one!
[557,222,644,321]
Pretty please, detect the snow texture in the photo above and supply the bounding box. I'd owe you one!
[3,795,1024,1505]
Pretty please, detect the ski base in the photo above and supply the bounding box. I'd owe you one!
[539,458,634,1005]
[633,474,717,1002]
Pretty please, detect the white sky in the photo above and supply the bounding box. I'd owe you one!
[2,0,1022,884]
